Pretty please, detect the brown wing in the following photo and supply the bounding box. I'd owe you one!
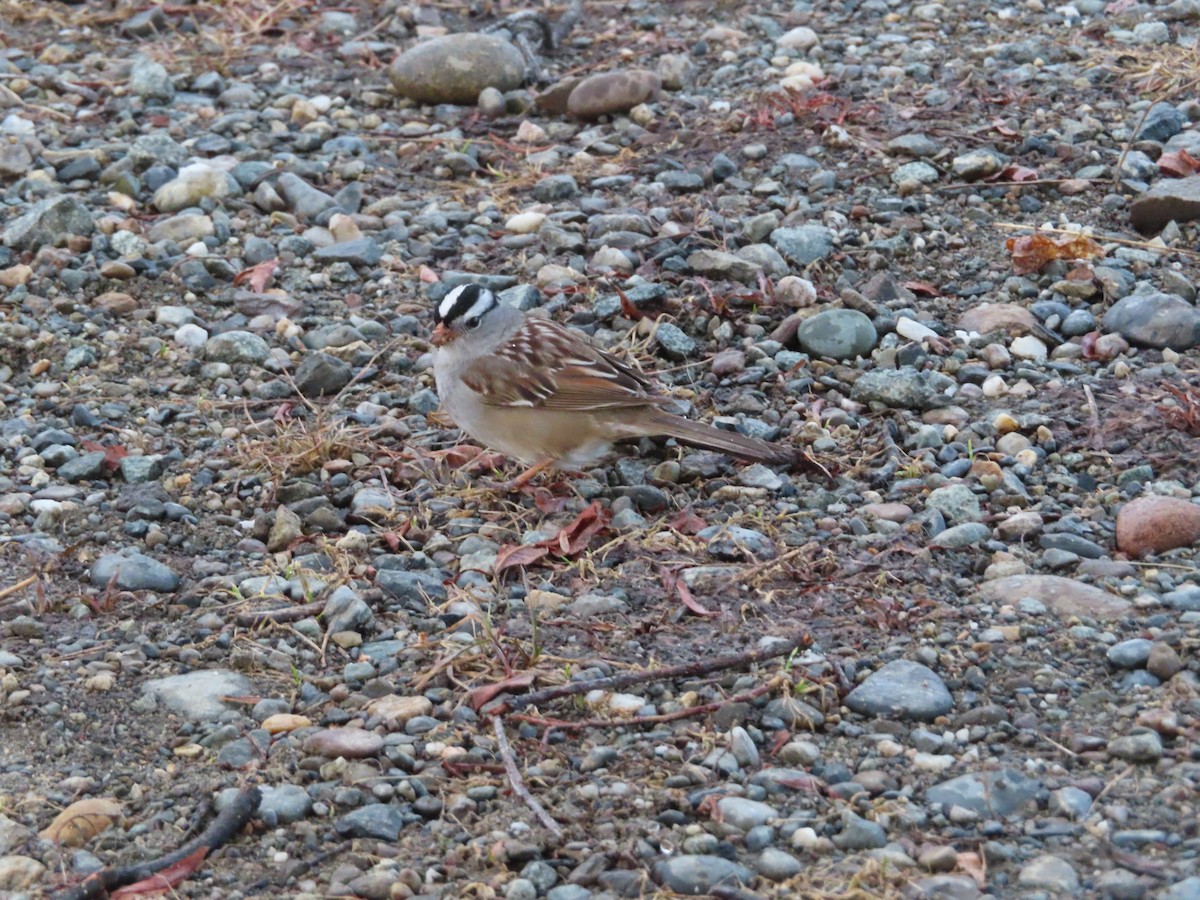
[459,316,665,412]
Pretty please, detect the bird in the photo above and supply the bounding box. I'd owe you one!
[429,283,808,487]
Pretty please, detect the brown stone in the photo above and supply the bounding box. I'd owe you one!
[92,291,137,315]
[1115,496,1200,557]
[566,69,661,120]
[302,727,383,759]
[957,303,1038,336]
[974,575,1132,620]
[534,77,584,115]
[1146,642,1183,681]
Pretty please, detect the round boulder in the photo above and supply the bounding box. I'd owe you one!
[389,34,525,105]
[1116,496,1200,557]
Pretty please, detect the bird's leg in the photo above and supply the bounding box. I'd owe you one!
[503,459,556,492]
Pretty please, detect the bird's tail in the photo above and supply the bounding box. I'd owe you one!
[643,410,805,469]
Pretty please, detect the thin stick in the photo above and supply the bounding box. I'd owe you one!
[492,632,808,714]
[490,715,562,837]
[233,599,323,628]
[52,786,261,900]
[512,679,779,732]
[1114,103,1154,189]
[0,575,37,601]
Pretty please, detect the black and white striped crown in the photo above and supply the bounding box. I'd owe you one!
[435,283,496,325]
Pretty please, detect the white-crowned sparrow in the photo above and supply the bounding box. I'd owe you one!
[430,283,803,480]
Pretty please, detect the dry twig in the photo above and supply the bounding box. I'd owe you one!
[490,715,563,837]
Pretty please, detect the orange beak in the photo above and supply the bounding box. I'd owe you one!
[431,322,451,346]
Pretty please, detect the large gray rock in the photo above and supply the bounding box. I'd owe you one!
[2,195,94,250]
[90,551,179,592]
[796,309,878,360]
[389,34,525,105]
[844,659,953,721]
[141,670,253,719]
[567,69,661,119]
[1103,292,1200,350]
[1129,174,1200,233]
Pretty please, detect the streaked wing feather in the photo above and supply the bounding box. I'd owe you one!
[461,317,663,412]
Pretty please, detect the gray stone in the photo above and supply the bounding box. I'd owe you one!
[2,195,94,250]
[256,785,311,825]
[755,848,802,881]
[926,484,983,523]
[832,813,887,850]
[926,769,1041,816]
[204,331,271,365]
[687,249,761,283]
[1130,176,1200,233]
[715,797,777,831]
[845,659,953,721]
[1103,292,1200,350]
[1018,855,1080,893]
[276,172,340,220]
[652,855,755,894]
[390,34,526,105]
[850,367,951,409]
[334,803,409,841]
[1158,876,1200,900]
[533,174,578,202]
[129,56,174,101]
[795,309,878,360]
[119,455,166,484]
[141,670,253,720]
[312,237,382,267]
[147,212,214,244]
[57,451,108,483]
[1108,731,1163,763]
[770,224,835,265]
[90,551,179,592]
[376,569,447,604]
[295,352,353,397]
[654,322,696,360]
[934,522,992,548]
[323,586,374,635]
[1107,638,1153,670]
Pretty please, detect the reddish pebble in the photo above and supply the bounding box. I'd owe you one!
[1116,496,1200,557]
[302,727,383,759]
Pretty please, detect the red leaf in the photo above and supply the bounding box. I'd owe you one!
[903,280,942,297]
[660,567,718,617]
[232,259,278,294]
[1005,232,1105,274]
[555,501,610,555]
[986,164,1039,182]
[111,847,208,897]
[533,490,570,514]
[990,118,1019,138]
[669,505,708,534]
[494,544,551,576]
[1158,149,1200,178]
[467,672,537,711]
[613,283,643,320]
[494,501,611,575]
[81,440,128,475]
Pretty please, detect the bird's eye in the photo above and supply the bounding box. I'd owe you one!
[465,316,481,329]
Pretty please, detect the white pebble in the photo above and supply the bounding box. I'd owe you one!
[776,26,819,50]
[505,212,546,234]
[896,315,938,342]
[1010,335,1048,360]
[982,374,1009,398]
[174,323,209,351]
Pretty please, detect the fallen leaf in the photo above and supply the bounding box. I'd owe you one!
[494,544,551,575]
[1005,232,1105,274]
[1158,149,1200,178]
[232,259,278,293]
[990,117,1019,138]
[661,568,718,617]
[986,164,1038,182]
[111,846,208,898]
[613,282,643,320]
[956,850,987,888]
[468,672,537,711]
[669,505,708,534]
[903,280,942,297]
[40,797,123,847]
[495,501,611,575]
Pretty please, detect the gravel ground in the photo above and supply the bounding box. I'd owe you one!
[2,0,1200,898]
